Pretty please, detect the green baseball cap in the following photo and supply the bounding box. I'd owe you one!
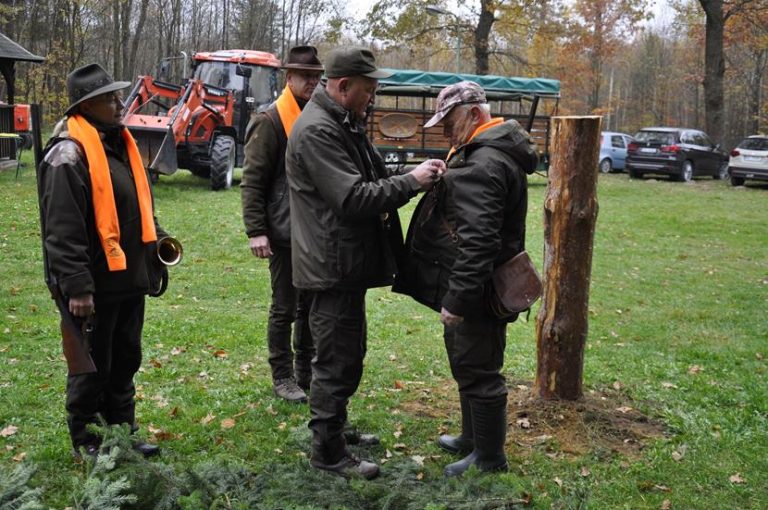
[324,46,393,79]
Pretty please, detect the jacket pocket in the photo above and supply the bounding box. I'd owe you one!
[336,227,367,282]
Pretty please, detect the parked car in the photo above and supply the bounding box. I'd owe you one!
[599,131,634,173]
[625,127,729,182]
[727,135,768,186]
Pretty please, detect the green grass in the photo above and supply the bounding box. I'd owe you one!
[1,155,766,509]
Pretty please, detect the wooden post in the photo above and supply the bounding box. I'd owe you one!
[535,116,601,400]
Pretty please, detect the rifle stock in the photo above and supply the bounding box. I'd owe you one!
[51,285,97,376]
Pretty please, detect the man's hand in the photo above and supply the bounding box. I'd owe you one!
[440,306,464,327]
[408,159,447,191]
[69,294,94,318]
[249,235,273,258]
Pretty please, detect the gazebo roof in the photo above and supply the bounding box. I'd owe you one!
[0,32,44,63]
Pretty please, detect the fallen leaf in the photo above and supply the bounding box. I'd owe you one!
[221,418,236,429]
[148,358,163,369]
[580,466,591,477]
[756,352,764,360]
[654,484,671,493]
[516,417,531,429]
[671,444,686,462]
[385,449,393,458]
[729,473,746,484]
[612,381,622,390]
[1,425,18,437]
[171,347,185,356]
[516,384,529,391]
[200,413,216,426]
[394,429,403,438]
[661,382,678,389]
[411,455,425,466]
[169,406,179,418]
[12,452,26,462]
[213,349,228,358]
[661,499,672,510]
[687,364,703,374]
[394,380,405,390]
[416,472,424,480]
[278,422,287,430]
[553,477,563,487]
[148,424,163,434]
[616,406,633,414]
[393,443,407,449]
[389,354,397,361]
[266,405,277,416]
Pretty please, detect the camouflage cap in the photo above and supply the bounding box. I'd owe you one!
[424,80,487,128]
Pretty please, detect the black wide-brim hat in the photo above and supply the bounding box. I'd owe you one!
[65,63,131,115]
[281,45,324,72]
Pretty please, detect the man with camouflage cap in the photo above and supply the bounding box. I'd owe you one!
[394,80,539,476]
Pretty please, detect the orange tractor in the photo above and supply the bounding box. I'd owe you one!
[122,49,281,190]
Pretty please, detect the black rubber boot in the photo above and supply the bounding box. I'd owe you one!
[444,397,509,477]
[437,393,474,454]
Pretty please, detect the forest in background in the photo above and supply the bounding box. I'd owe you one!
[0,0,766,149]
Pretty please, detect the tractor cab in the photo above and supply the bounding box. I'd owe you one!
[191,50,280,141]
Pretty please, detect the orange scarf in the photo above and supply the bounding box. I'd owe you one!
[274,85,302,137]
[446,117,505,162]
[67,115,157,271]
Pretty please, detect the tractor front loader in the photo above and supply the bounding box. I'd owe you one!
[123,49,281,190]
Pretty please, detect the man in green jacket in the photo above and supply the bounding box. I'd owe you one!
[394,81,539,476]
[241,46,323,403]
[285,47,444,479]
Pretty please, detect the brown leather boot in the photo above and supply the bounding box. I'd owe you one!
[310,451,380,479]
[273,378,308,403]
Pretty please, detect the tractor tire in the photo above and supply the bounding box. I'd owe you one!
[210,135,235,191]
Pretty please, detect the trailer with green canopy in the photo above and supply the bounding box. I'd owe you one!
[370,69,560,171]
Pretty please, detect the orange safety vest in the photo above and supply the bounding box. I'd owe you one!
[66,114,157,271]
[274,85,302,137]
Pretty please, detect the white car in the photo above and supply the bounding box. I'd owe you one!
[728,135,768,186]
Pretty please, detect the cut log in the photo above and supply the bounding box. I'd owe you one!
[535,116,601,400]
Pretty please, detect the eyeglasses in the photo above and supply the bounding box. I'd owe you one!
[95,92,124,106]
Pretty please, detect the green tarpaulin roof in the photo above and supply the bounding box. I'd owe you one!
[378,69,560,99]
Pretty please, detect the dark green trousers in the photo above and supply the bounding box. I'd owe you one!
[306,289,367,464]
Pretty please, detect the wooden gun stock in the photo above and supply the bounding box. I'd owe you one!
[52,288,97,376]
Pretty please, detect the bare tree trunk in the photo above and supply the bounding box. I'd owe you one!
[474,0,494,75]
[699,0,725,143]
[749,49,766,134]
[535,116,601,401]
[128,0,150,80]
[112,0,121,78]
[120,0,133,81]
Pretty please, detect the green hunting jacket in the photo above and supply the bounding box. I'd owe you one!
[285,84,422,291]
[393,119,538,319]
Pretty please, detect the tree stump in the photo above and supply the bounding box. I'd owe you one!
[535,116,601,400]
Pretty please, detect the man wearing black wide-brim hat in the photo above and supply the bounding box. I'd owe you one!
[38,63,169,460]
[241,46,324,404]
